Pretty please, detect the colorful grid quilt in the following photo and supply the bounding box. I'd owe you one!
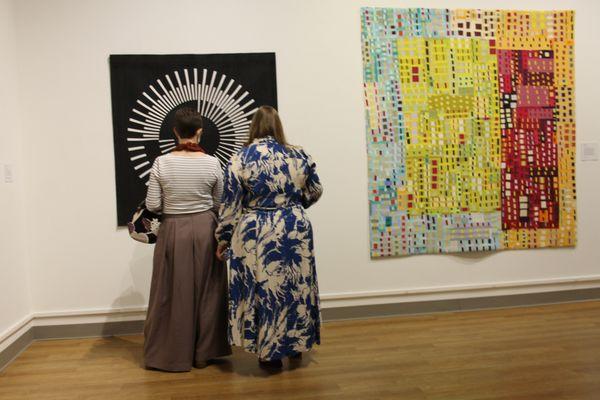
[361,8,576,257]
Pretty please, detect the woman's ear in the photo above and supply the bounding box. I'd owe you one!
[173,127,180,139]
[196,128,203,137]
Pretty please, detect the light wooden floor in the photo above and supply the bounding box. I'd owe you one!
[1,301,600,400]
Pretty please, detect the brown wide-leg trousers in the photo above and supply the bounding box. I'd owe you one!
[143,211,231,372]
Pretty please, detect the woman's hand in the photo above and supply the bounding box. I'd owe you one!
[216,244,229,261]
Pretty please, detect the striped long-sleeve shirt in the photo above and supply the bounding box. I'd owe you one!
[145,153,223,215]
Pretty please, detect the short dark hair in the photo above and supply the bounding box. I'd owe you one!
[174,108,203,139]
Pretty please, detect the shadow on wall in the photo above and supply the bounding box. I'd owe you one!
[450,250,496,265]
[99,242,152,336]
[117,242,153,308]
[82,245,152,367]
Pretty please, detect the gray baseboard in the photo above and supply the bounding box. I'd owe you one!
[2,287,600,372]
[321,287,600,321]
[35,320,145,341]
[0,328,34,373]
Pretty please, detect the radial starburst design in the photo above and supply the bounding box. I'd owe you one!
[126,68,258,181]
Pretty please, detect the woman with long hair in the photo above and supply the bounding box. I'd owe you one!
[144,107,231,371]
[216,106,323,369]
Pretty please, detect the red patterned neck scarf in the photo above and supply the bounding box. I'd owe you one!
[173,142,205,152]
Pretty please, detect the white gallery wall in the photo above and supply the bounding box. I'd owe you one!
[0,0,31,340]
[3,0,600,329]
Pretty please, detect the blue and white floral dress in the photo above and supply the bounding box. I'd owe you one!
[216,136,323,361]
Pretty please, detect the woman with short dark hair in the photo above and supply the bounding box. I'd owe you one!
[143,107,231,372]
[216,106,323,369]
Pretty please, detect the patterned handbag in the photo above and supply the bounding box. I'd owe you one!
[127,202,161,244]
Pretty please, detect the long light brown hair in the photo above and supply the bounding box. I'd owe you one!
[246,106,288,146]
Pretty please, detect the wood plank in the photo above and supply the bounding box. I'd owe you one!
[0,301,599,399]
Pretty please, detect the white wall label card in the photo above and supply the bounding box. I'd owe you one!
[4,164,14,183]
[581,142,599,161]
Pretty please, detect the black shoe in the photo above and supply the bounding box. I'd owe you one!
[258,358,283,369]
[288,352,302,360]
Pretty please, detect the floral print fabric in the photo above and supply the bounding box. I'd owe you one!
[216,136,323,360]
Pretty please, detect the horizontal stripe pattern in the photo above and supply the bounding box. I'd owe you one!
[146,154,223,215]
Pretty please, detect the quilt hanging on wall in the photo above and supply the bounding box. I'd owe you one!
[361,8,576,257]
[110,53,278,225]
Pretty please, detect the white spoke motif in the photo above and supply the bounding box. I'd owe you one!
[127,69,257,182]
[130,153,147,161]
